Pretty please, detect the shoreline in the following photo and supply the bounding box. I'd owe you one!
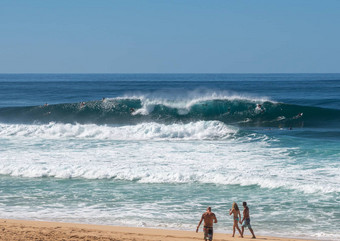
[0,219,316,241]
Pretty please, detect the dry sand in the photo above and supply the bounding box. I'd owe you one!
[0,219,314,241]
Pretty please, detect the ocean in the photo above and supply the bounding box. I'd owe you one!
[0,74,339,240]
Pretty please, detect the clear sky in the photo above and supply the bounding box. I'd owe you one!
[1,0,339,73]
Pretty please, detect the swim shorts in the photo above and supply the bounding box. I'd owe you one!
[242,218,252,229]
[203,226,213,240]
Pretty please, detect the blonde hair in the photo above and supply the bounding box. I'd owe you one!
[232,202,239,211]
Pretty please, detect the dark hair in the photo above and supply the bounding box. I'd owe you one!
[243,202,247,206]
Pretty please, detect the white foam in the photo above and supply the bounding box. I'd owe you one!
[0,121,339,194]
[1,124,339,240]
[0,121,237,140]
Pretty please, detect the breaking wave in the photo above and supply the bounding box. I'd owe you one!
[1,95,339,127]
[0,121,237,140]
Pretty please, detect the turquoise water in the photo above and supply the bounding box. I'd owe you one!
[0,74,339,240]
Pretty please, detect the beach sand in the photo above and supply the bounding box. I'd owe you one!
[0,219,314,241]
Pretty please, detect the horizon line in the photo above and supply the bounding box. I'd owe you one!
[1,72,340,75]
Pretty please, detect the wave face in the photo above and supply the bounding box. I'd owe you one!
[1,96,339,127]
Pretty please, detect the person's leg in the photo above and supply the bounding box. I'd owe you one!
[241,226,244,236]
[232,220,236,237]
[236,224,243,238]
[209,227,213,241]
[249,228,256,238]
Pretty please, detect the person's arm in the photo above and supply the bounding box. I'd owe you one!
[238,210,242,224]
[241,209,246,222]
[229,208,234,216]
[196,215,203,233]
[214,214,218,223]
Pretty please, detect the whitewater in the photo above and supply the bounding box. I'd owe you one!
[0,74,339,240]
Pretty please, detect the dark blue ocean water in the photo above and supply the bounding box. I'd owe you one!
[0,74,339,240]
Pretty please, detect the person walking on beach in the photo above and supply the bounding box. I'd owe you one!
[229,202,243,238]
[241,202,256,239]
[196,207,218,241]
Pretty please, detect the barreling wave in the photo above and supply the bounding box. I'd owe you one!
[1,96,339,127]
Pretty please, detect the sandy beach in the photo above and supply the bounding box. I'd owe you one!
[0,219,315,241]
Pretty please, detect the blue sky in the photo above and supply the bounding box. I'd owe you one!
[1,0,339,73]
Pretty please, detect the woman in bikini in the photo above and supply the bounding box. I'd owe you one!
[229,202,243,238]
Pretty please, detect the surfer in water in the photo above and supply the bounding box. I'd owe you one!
[255,104,265,114]
[293,113,303,119]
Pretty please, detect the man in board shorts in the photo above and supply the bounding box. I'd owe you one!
[196,207,218,241]
[241,202,256,239]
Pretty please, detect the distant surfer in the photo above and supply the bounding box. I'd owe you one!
[255,104,265,113]
[130,108,135,113]
[293,113,303,119]
[223,107,231,115]
[80,102,86,108]
[196,207,218,241]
